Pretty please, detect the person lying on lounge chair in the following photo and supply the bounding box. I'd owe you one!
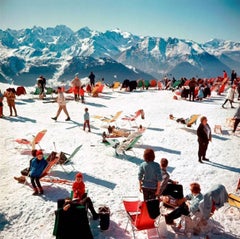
[102,125,131,142]
[169,114,199,127]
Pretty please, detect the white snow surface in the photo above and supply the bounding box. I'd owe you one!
[0,82,240,239]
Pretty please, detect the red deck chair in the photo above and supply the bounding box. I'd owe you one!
[123,197,160,239]
[122,109,145,126]
[40,157,60,183]
[15,129,47,150]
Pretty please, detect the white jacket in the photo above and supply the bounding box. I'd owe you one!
[225,87,235,100]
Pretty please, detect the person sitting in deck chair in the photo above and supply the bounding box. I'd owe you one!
[159,158,183,200]
[69,172,99,220]
[165,182,203,225]
[169,114,199,127]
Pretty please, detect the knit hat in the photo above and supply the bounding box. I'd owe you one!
[76,172,83,178]
[36,150,43,156]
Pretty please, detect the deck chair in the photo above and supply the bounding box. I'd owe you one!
[59,145,82,173]
[15,129,47,150]
[106,132,142,156]
[122,109,145,126]
[40,154,59,179]
[123,197,160,239]
[94,111,123,124]
[185,114,200,127]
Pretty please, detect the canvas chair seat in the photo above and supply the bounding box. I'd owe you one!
[15,129,47,151]
[58,145,82,174]
[123,197,161,239]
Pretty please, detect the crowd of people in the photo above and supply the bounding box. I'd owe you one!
[2,69,239,237]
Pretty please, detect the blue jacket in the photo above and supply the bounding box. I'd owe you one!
[185,193,203,214]
[138,161,162,189]
[29,157,48,177]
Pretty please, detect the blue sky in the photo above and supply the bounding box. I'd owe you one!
[0,0,239,43]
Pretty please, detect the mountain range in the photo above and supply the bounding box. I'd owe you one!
[0,25,240,86]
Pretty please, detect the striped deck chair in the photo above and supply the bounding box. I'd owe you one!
[106,131,142,156]
[15,129,47,150]
[59,145,82,173]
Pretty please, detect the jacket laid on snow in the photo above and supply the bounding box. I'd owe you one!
[29,157,48,177]
[138,161,162,189]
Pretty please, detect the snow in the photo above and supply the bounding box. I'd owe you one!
[0,82,240,239]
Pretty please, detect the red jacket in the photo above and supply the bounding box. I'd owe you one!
[72,181,85,199]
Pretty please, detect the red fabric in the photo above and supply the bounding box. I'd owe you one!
[16,86,26,96]
[79,88,85,96]
[72,181,85,199]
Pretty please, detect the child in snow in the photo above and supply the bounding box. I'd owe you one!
[138,148,162,200]
[79,85,85,103]
[0,90,3,117]
[71,172,99,220]
[4,88,17,116]
[14,149,37,183]
[197,85,204,101]
[51,87,70,121]
[83,108,90,132]
[29,150,48,195]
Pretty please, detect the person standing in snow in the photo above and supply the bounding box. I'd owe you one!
[29,150,47,195]
[79,85,85,103]
[71,74,81,101]
[232,105,240,134]
[197,116,212,163]
[4,88,17,117]
[51,87,70,121]
[83,107,90,132]
[222,85,236,108]
[0,89,4,118]
[88,72,95,88]
[138,148,162,200]
[188,77,198,101]
[230,70,237,85]
[37,75,46,99]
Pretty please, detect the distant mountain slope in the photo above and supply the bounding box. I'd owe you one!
[0,25,239,86]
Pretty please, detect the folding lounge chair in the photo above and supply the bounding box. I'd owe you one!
[122,109,145,126]
[186,114,200,127]
[106,132,142,156]
[123,197,160,239]
[15,129,47,150]
[59,145,82,173]
[94,111,123,124]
